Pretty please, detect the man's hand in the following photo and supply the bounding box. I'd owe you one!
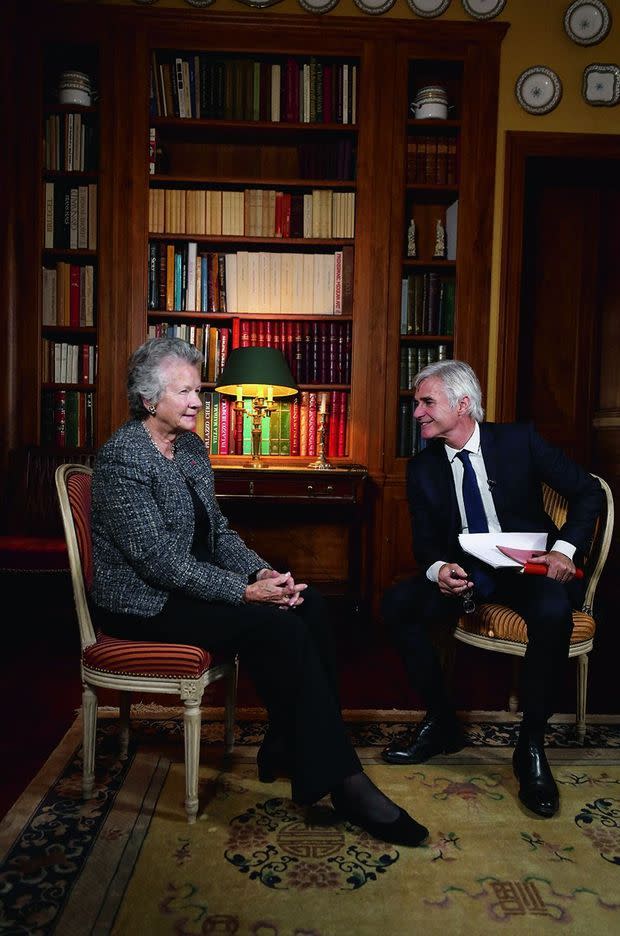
[438,563,473,597]
[246,569,307,608]
[527,550,576,583]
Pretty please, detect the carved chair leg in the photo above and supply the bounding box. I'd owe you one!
[575,654,588,745]
[82,683,98,799]
[508,657,520,714]
[119,691,131,760]
[183,697,201,824]
[223,658,238,755]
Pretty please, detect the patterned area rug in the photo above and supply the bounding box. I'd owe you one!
[1,711,619,935]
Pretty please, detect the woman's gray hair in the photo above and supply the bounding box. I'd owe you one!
[413,359,485,422]
[127,337,202,420]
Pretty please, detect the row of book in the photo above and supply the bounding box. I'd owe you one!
[399,342,450,391]
[44,112,97,173]
[43,181,97,250]
[406,135,458,186]
[42,340,97,385]
[151,52,358,125]
[42,263,95,327]
[41,389,95,449]
[397,400,430,459]
[196,390,349,458]
[400,272,455,337]
[147,245,354,317]
[148,317,353,386]
[148,187,356,240]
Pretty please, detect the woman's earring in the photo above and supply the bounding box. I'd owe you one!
[148,404,156,415]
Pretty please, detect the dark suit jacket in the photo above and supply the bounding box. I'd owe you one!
[406,421,603,574]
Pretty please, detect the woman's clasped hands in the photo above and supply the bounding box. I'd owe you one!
[244,568,307,609]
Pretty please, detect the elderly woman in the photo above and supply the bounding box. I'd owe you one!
[90,336,427,847]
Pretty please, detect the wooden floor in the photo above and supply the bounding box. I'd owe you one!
[1,567,617,824]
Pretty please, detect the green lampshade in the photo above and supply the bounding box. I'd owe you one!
[215,347,297,398]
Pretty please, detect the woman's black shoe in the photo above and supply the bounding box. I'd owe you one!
[331,794,428,847]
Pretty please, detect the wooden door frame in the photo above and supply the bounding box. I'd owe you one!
[495,131,620,421]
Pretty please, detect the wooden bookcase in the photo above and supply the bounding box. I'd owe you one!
[379,33,505,596]
[7,7,507,606]
[40,42,99,451]
[146,48,358,463]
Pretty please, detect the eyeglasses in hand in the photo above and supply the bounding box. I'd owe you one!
[462,587,476,615]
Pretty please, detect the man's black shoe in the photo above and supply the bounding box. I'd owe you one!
[512,735,559,818]
[381,715,466,765]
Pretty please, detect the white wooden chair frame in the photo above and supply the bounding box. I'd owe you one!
[55,463,238,822]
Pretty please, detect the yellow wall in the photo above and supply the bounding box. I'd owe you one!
[71,0,620,413]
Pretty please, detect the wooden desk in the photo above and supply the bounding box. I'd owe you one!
[214,465,368,602]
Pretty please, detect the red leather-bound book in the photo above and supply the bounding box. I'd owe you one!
[231,316,241,349]
[218,396,229,454]
[307,391,317,457]
[337,390,348,456]
[234,407,244,456]
[264,318,273,349]
[290,396,300,456]
[240,318,250,347]
[328,390,339,457]
[299,390,309,457]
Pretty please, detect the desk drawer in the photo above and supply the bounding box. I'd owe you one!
[216,474,363,503]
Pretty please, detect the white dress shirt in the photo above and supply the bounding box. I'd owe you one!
[426,422,575,582]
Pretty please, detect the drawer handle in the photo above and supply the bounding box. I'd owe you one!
[326,484,334,493]
[307,484,314,494]
[249,481,254,496]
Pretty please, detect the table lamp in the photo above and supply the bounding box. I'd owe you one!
[215,347,297,468]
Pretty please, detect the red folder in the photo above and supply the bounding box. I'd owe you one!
[497,546,584,579]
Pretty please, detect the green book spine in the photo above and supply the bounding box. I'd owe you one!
[268,402,280,455]
[279,401,290,455]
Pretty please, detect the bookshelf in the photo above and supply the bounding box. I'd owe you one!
[146,49,359,462]
[379,36,505,593]
[40,43,99,452]
[396,60,462,459]
[8,8,507,607]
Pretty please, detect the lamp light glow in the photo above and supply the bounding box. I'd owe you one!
[215,347,297,468]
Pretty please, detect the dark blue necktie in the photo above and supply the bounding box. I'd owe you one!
[456,450,494,599]
[456,450,488,533]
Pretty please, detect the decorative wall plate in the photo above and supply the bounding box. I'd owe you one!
[298,0,340,13]
[582,63,620,105]
[183,0,215,6]
[564,1,611,46]
[407,0,451,17]
[515,66,562,115]
[353,0,396,13]
[461,0,506,19]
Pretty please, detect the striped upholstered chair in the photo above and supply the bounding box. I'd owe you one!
[454,474,614,743]
[55,463,238,823]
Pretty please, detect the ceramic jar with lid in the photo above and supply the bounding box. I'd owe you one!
[410,85,449,120]
[58,70,92,107]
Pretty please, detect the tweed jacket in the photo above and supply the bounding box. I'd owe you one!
[406,421,603,574]
[91,419,268,616]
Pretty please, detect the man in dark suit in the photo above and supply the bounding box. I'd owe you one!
[381,360,602,817]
